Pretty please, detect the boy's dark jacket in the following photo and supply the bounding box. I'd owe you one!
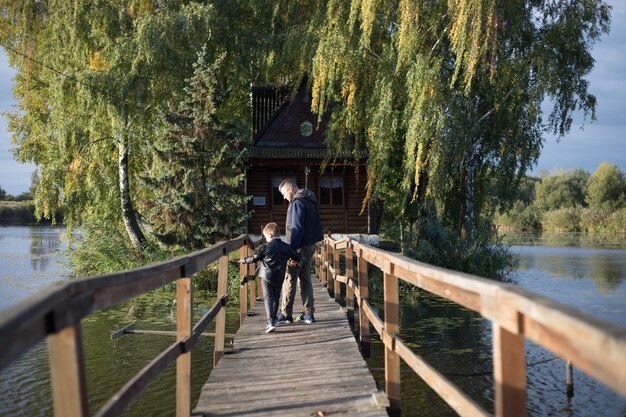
[240,238,301,282]
[286,189,324,249]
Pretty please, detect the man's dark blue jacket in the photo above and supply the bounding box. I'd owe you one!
[285,189,324,249]
[240,238,301,282]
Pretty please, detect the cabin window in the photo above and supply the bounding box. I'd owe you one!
[272,175,296,206]
[319,176,344,206]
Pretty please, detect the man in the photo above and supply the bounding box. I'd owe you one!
[276,178,324,324]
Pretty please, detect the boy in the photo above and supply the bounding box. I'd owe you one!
[239,223,301,333]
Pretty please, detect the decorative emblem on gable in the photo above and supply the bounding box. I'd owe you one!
[300,121,313,137]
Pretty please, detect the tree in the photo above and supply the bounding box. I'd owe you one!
[143,50,249,249]
[534,169,590,210]
[0,1,255,252]
[586,162,626,211]
[266,0,611,247]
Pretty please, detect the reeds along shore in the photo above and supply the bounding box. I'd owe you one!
[496,206,626,234]
[0,201,63,226]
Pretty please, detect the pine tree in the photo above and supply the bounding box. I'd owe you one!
[144,50,248,249]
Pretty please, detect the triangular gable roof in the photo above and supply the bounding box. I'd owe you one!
[251,78,327,149]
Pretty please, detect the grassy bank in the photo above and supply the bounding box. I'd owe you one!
[0,201,63,225]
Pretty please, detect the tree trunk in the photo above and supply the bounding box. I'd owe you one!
[464,145,476,246]
[116,119,146,252]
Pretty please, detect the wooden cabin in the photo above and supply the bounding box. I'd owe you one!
[245,80,375,235]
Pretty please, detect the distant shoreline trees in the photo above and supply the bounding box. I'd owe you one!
[495,162,626,234]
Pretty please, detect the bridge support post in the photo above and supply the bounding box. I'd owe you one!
[345,245,355,325]
[357,253,370,358]
[214,254,229,366]
[493,323,527,417]
[48,324,89,417]
[176,275,192,417]
[384,271,401,417]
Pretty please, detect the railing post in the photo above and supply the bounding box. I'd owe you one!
[345,244,355,325]
[493,323,527,417]
[384,271,401,417]
[320,241,327,287]
[324,241,330,291]
[48,324,89,417]
[214,253,228,366]
[240,246,248,324]
[249,258,256,309]
[334,244,341,303]
[357,252,370,358]
[176,274,192,417]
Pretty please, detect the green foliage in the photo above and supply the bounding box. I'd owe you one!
[269,0,611,244]
[0,200,63,225]
[2,1,276,258]
[496,166,626,235]
[0,186,6,200]
[142,49,249,249]
[494,201,542,232]
[586,162,626,211]
[607,208,626,235]
[541,207,582,233]
[191,259,242,298]
[67,220,178,277]
[2,1,616,277]
[579,207,613,233]
[410,219,516,281]
[534,169,589,210]
[0,201,36,225]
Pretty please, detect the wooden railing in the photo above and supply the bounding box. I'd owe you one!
[0,234,261,417]
[318,236,626,417]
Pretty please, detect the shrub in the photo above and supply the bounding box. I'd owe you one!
[412,219,516,281]
[67,222,178,277]
[541,207,582,232]
[579,207,612,233]
[607,208,626,235]
[494,201,542,231]
[68,221,244,299]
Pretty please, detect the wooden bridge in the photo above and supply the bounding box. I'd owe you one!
[1,234,625,417]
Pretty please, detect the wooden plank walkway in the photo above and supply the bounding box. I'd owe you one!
[193,277,389,417]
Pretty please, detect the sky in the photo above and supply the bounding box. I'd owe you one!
[1,3,625,195]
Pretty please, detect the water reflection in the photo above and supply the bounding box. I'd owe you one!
[28,228,61,272]
[0,227,68,311]
[362,233,626,417]
[501,232,626,249]
[512,245,626,296]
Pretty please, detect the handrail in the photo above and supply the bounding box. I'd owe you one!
[0,234,261,417]
[320,235,626,417]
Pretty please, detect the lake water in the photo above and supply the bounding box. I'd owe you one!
[0,226,238,417]
[365,233,626,416]
[0,227,625,416]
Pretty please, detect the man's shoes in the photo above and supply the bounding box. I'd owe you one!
[276,312,293,324]
[265,322,276,333]
[297,312,316,324]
